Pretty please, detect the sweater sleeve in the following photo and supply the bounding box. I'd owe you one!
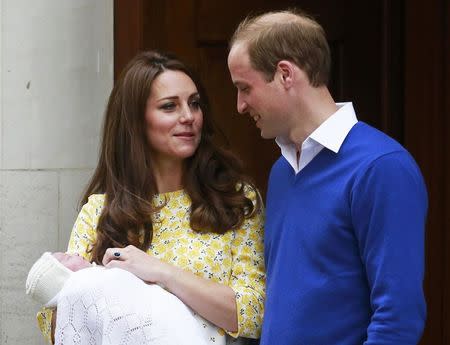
[351,151,427,344]
[226,187,266,339]
[36,194,103,342]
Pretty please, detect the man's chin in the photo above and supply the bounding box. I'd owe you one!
[260,130,276,140]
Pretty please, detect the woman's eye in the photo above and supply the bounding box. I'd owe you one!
[190,100,201,110]
[160,102,176,110]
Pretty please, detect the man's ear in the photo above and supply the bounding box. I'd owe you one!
[276,60,294,89]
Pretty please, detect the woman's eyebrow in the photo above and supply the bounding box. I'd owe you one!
[156,96,179,102]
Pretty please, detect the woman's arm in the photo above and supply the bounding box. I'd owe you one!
[222,188,266,338]
[103,245,238,332]
[51,310,56,344]
[103,187,266,337]
[36,308,54,344]
[161,259,239,332]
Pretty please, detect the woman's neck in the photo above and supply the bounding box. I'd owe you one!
[151,158,184,194]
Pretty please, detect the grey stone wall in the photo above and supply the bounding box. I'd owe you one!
[0,1,113,344]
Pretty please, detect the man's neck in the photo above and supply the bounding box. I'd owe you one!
[288,86,338,145]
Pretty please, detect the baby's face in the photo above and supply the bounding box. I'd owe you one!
[52,252,91,272]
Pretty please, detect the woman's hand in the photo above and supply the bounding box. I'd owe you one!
[102,245,175,284]
[103,244,238,333]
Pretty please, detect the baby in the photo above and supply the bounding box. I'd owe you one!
[26,252,220,345]
[26,252,91,307]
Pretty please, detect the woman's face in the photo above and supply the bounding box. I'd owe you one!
[145,70,203,165]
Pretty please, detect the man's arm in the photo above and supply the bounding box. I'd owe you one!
[352,151,427,344]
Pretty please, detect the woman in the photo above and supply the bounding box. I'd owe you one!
[36,51,265,344]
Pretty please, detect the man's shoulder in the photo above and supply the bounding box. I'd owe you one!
[347,124,424,188]
[345,122,409,161]
[350,121,401,146]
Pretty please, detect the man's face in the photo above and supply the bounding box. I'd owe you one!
[228,43,288,139]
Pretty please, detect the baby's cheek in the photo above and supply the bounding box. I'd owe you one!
[68,257,91,271]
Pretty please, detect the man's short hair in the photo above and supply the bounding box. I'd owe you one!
[230,9,331,87]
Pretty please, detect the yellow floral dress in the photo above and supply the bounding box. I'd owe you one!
[37,189,265,343]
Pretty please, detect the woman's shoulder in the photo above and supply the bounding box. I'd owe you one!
[238,182,260,202]
[82,194,106,210]
[87,193,105,203]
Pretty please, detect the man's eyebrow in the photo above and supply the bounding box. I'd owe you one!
[233,81,247,87]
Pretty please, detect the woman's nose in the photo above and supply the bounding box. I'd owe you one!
[180,105,194,122]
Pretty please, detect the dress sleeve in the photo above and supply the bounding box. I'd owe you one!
[36,308,53,344]
[35,194,103,342]
[66,194,103,259]
[226,187,266,338]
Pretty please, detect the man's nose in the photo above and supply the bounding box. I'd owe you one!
[237,94,248,114]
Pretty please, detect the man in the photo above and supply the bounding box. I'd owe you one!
[227,9,427,345]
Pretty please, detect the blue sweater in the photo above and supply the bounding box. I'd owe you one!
[261,122,427,345]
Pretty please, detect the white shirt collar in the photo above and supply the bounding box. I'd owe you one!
[308,102,358,153]
[275,102,358,173]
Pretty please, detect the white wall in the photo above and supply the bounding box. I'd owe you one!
[0,1,113,344]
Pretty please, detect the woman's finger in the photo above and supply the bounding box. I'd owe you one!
[105,257,124,269]
[102,247,124,266]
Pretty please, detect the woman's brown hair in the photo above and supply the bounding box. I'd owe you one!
[82,50,259,264]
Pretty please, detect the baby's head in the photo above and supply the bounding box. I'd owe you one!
[52,252,91,272]
[26,252,92,307]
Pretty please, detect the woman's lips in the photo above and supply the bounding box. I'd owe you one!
[174,132,195,139]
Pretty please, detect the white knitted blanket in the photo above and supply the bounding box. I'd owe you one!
[55,267,234,345]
